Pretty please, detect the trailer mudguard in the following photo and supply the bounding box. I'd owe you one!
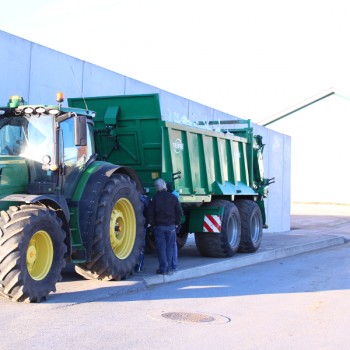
[189,205,225,233]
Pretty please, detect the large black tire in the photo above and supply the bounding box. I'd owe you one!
[235,200,263,253]
[176,213,189,249]
[0,204,66,302]
[75,174,145,281]
[144,227,156,254]
[176,230,189,249]
[195,200,241,257]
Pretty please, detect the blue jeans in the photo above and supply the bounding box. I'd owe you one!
[154,225,176,273]
[172,241,178,269]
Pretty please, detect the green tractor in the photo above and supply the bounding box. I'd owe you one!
[0,94,145,302]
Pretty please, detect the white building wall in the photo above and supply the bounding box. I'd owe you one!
[0,30,291,233]
[266,95,350,205]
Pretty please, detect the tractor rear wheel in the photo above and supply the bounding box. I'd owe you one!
[235,200,263,252]
[195,200,241,257]
[0,204,66,302]
[144,227,156,254]
[75,174,145,280]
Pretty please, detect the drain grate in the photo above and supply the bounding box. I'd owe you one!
[161,312,215,323]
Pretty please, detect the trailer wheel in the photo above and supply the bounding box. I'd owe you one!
[75,174,145,281]
[176,230,189,249]
[0,204,66,302]
[176,214,189,249]
[195,200,241,257]
[235,200,263,252]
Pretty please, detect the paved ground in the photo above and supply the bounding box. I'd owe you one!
[55,202,350,302]
[133,203,350,285]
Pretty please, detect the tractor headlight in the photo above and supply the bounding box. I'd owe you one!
[24,107,34,114]
[48,108,59,115]
[35,106,46,114]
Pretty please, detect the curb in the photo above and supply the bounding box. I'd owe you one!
[141,235,346,287]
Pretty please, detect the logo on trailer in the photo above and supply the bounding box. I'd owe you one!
[172,139,184,154]
[203,215,222,233]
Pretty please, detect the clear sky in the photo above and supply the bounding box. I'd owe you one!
[1,0,350,123]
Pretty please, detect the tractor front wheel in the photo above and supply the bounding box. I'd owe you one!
[0,204,66,302]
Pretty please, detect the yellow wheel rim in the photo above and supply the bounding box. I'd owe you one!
[26,230,53,280]
[110,198,136,259]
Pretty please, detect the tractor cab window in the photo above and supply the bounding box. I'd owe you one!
[0,116,27,156]
[0,115,55,164]
[0,114,56,187]
[20,116,55,163]
[60,117,94,167]
[59,117,94,197]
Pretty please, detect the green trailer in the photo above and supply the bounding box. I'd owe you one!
[68,93,272,258]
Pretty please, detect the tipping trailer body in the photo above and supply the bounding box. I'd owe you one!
[68,94,271,256]
[68,94,267,201]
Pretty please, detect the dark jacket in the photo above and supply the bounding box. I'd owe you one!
[147,190,183,227]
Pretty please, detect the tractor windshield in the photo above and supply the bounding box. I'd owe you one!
[0,115,54,162]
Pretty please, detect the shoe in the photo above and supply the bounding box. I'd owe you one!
[156,269,166,275]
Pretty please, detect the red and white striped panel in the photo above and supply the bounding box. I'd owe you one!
[203,215,222,233]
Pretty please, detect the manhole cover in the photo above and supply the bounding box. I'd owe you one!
[158,311,231,324]
[162,312,214,323]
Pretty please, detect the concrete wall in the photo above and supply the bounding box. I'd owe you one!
[0,30,290,233]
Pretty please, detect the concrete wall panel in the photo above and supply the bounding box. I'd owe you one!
[82,63,125,97]
[0,32,31,102]
[282,134,291,230]
[188,101,214,123]
[0,30,291,233]
[159,91,189,122]
[29,44,83,104]
[125,77,160,95]
[272,131,291,232]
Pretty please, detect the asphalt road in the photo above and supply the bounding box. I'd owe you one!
[1,241,350,350]
[1,203,350,349]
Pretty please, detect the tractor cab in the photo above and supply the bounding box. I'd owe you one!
[0,93,96,198]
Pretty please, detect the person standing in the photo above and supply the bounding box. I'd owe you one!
[134,194,149,273]
[146,178,183,275]
[166,181,180,271]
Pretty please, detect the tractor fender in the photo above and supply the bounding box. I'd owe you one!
[0,194,71,257]
[0,193,70,221]
[105,165,144,193]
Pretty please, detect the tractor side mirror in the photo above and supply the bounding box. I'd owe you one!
[74,115,87,146]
